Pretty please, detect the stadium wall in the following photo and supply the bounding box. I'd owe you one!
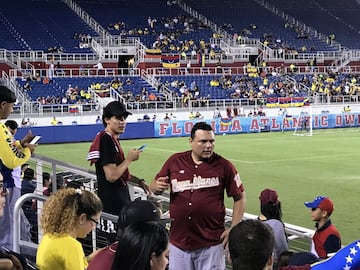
[15,112,360,144]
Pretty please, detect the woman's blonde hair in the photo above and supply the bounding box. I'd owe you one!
[40,188,102,235]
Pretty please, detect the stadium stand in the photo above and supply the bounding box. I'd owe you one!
[266,0,360,49]
[0,0,359,115]
[16,76,159,103]
[181,0,336,52]
[0,0,97,53]
[1,1,360,269]
[76,0,217,53]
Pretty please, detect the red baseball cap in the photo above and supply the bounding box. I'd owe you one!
[304,196,334,215]
[259,188,279,205]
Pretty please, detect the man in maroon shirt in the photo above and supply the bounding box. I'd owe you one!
[150,121,246,270]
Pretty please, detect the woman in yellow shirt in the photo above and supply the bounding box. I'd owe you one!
[36,188,103,270]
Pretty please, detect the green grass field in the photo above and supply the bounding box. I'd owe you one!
[34,128,360,245]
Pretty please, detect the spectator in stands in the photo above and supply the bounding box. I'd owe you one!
[94,62,104,75]
[42,172,51,195]
[277,251,318,269]
[88,199,170,270]
[111,222,169,270]
[44,174,66,196]
[20,163,29,178]
[61,96,68,104]
[0,172,26,270]
[21,168,36,196]
[190,80,197,92]
[0,120,32,251]
[343,105,351,113]
[213,107,221,118]
[277,251,294,269]
[210,78,220,87]
[48,60,54,81]
[95,115,102,124]
[228,219,274,270]
[188,111,195,119]
[258,189,288,267]
[55,61,64,75]
[143,113,151,122]
[186,60,191,74]
[169,113,176,120]
[289,63,296,73]
[111,223,169,270]
[79,65,88,76]
[163,113,170,121]
[21,167,37,242]
[239,107,246,117]
[195,111,203,119]
[304,196,341,259]
[23,82,32,91]
[87,101,149,245]
[150,122,246,270]
[30,172,53,237]
[278,108,285,116]
[21,118,28,127]
[36,188,103,270]
[50,116,58,126]
[0,86,36,170]
[216,60,223,74]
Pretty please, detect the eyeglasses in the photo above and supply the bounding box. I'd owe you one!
[87,216,99,225]
[0,182,8,197]
[311,208,317,211]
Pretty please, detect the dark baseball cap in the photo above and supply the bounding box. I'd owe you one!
[0,86,16,103]
[117,200,171,230]
[259,188,279,205]
[103,101,132,119]
[289,251,319,266]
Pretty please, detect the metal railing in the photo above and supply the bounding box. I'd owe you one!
[7,93,360,119]
[12,154,315,257]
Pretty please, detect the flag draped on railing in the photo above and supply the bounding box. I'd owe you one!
[266,97,309,108]
[161,55,180,68]
[311,240,360,270]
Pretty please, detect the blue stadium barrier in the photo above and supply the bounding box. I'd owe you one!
[16,121,155,144]
[15,113,360,144]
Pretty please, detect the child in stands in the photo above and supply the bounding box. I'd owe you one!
[304,196,341,259]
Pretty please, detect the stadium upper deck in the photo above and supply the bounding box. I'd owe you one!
[1,0,360,113]
[0,0,359,54]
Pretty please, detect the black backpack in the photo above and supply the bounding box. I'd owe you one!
[0,246,39,270]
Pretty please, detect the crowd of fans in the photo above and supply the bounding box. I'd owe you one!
[106,12,224,58]
[16,67,360,110]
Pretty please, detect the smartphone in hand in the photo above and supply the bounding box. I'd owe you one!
[30,135,42,144]
[137,144,147,151]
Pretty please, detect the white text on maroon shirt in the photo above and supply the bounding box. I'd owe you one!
[171,176,220,192]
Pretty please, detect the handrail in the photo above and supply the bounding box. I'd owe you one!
[13,188,315,256]
[7,93,360,119]
[7,64,360,82]
[13,193,46,252]
[11,154,316,256]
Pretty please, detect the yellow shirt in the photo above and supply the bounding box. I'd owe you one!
[51,119,58,126]
[36,234,88,270]
[0,123,31,169]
